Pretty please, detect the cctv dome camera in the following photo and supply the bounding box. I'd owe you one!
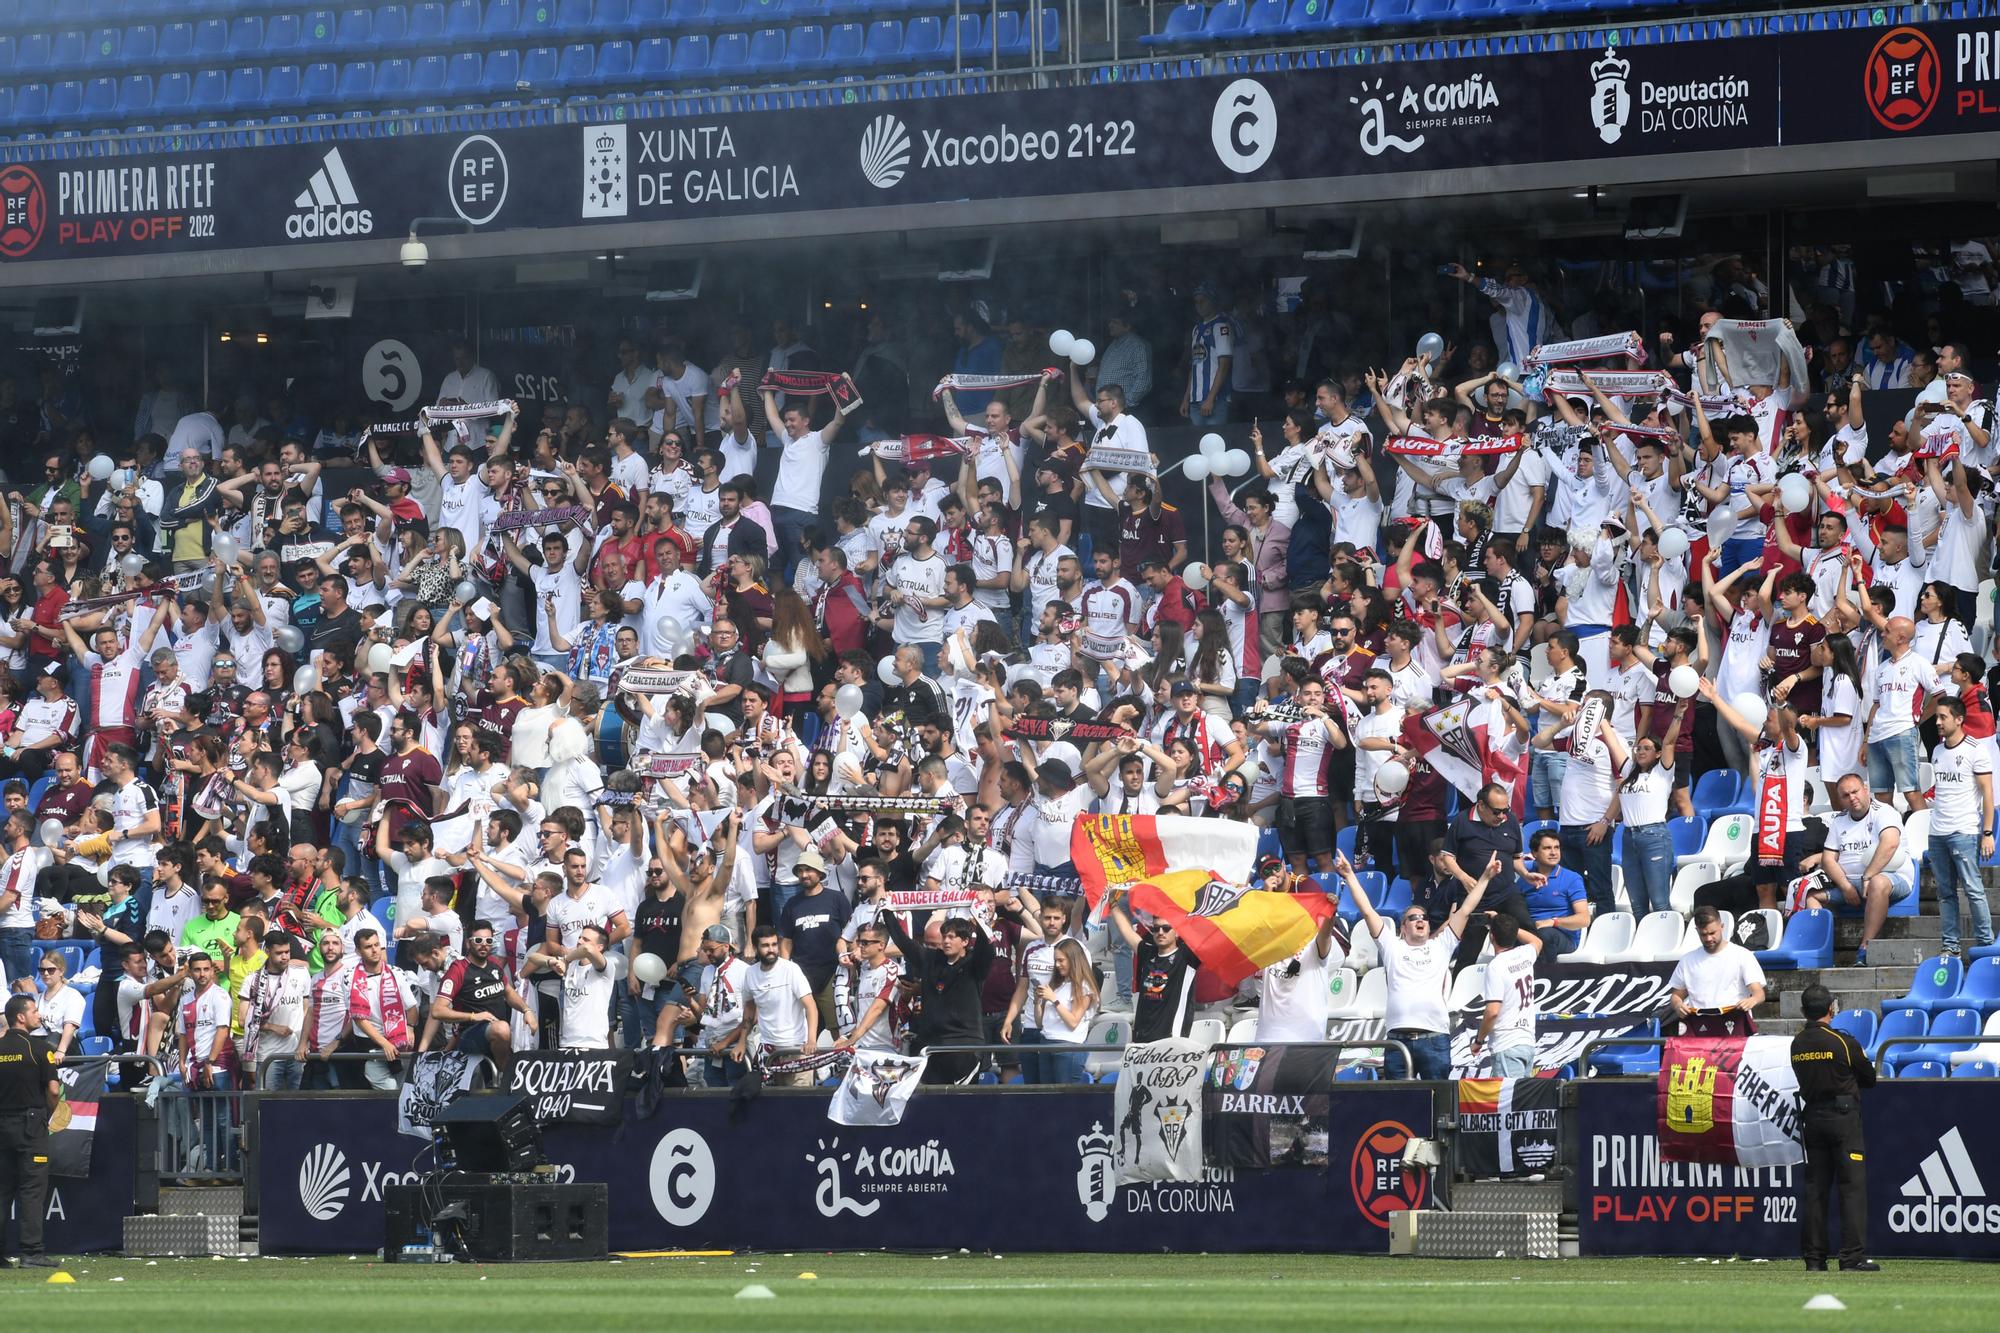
[400,236,429,269]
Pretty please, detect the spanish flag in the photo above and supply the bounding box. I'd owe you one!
[1071,815,1261,910]
[1125,869,1340,991]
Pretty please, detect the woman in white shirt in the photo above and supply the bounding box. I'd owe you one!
[1705,678,1810,905]
[1189,609,1239,725]
[1619,698,1688,918]
[1801,635,1866,785]
[1034,938,1100,1085]
[276,733,325,847]
[511,670,568,772]
[1911,581,1972,678]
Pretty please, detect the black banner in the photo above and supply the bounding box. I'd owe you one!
[1455,1076,1562,1179]
[1205,1044,1338,1170]
[506,1050,631,1123]
[47,1057,106,1179]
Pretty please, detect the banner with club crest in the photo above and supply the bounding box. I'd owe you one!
[1111,1037,1210,1184]
[829,1050,928,1127]
[1204,1044,1338,1170]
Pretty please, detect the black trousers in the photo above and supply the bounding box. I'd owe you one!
[1450,895,1537,975]
[1801,1100,1868,1265]
[0,1108,51,1257]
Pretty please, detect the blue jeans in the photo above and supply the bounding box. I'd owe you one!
[1529,749,1568,816]
[0,927,33,991]
[1932,830,1994,951]
[622,985,669,1049]
[1560,824,1618,917]
[1041,1046,1089,1085]
[1188,392,1232,428]
[1869,729,1922,796]
[1622,822,1676,918]
[1232,677,1261,715]
[703,1052,746,1088]
[261,1057,304,1091]
[1384,1031,1451,1080]
[1491,1044,1535,1078]
[1011,1027,1048,1084]
[1107,930,1134,1004]
[770,504,817,576]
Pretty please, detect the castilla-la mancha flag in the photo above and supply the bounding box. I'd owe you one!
[1071,815,1260,910]
[1656,1035,1804,1169]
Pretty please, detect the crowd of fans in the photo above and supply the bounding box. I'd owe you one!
[2,238,1997,1106]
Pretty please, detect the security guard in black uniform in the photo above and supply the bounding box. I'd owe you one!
[0,992,60,1269]
[1789,983,1880,1273]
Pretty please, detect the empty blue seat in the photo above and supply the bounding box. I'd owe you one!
[49,30,85,73]
[300,9,340,59]
[822,21,863,69]
[1954,1060,2000,1078]
[228,15,265,58]
[745,27,786,70]
[1756,907,1831,971]
[994,11,1030,56]
[899,13,940,63]
[786,24,823,69]
[1239,0,1289,36]
[225,66,264,112]
[948,12,983,57]
[189,68,228,115]
[709,29,748,77]
[1691,769,1742,812]
[300,61,339,103]
[671,34,709,76]
[264,64,304,106]
[707,0,746,26]
[47,80,83,123]
[409,1,447,44]
[486,0,523,37]
[787,0,829,19]
[1869,1007,1926,1062]
[595,38,633,82]
[15,32,50,76]
[1141,4,1200,48]
[1897,1060,1949,1079]
[444,50,482,93]
[633,34,671,77]
[338,61,375,99]
[1371,0,1415,23]
[11,84,47,123]
[445,0,484,40]
[193,17,229,59]
[85,27,121,69]
[409,54,448,96]
[559,41,595,82]
[593,0,631,28]
[520,45,558,84]
[556,0,596,36]
[1894,1006,1987,1071]
[78,75,117,122]
[745,0,786,22]
[1200,0,1249,41]
[668,0,705,24]
[115,74,154,118]
[375,4,410,48]
[376,57,411,96]
[630,0,666,22]
[1887,956,1967,1016]
[1962,956,2000,1017]
[154,71,190,115]
[1284,0,1331,29]
[862,19,900,64]
[267,13,304,56]
[1829,1007,1877,1051]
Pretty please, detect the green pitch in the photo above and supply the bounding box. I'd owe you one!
[9,1252,2000,1329]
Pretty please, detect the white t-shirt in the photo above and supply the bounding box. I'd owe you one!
[558,954,616,1049]
[888,552,947,645]
[1480,943,1538,1054]
[1818,672,1866,783]
[1493,448,1548,533]
[185,984,232,1064]
[1375,923,1458,1035]
[745,957,815,1048]
[546,884,621,949]
[1557,741,1620,826]
[1929,737,1994,837]
[531,564,583,657]
[1254,940,1331,1042]
[1619,760,1674,828]
[1606,661,1658,742]
[770,430,829,514]
[36,985,84,1045]
[1825,801,1911,882]
[1667,942,1766,1009]
[1867,650,1938,742]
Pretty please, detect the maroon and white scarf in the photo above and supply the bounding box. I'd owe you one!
[931,369,1061,401]
[868,434,972,464]
[760,369,863,416]
[351,963,411,1049]
[1461,432,1526,457]
[886,888,984,912]
[1542,370,1677,401]
[1524,331,1646,369]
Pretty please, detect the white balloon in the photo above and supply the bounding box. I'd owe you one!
[1657,527,1690,561]
[1049,329,1076,359]
[212,533,240,564]
[1183,455,1211,482]
[1704,503,1736,553]
[37,818,63,848]
[366,642,394,674]
[1731,693,1770,733]
[453,579,478,605]
[1416,332,1446,361]
[1221,449,1252,478]
[1668,664,1700,699]
[1496,361,1521,382]
[118,551,147,578]
[834,683,865,719]
[878,655,901,686]
[1778,472,1811,513]
[1375,759,1411,797]
[632,953,669,985]
[1182,562,1209,591]
[1199,432,1228,460]
[1071,338,1096,366]
[294,665,319,694]
[654,615,685,644]
[87,454,115,481]
[273,624,305,655]
[705,714,737,738]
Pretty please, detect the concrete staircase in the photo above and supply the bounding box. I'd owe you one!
[1758,887,1950,1035]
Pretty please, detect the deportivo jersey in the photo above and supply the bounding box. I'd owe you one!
[1188,313,1235,404]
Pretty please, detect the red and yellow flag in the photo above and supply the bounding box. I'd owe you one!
[1124,869,1339,990]
[1071,815,1260,910]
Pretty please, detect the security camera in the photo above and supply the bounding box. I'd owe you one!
[400,234,429,270]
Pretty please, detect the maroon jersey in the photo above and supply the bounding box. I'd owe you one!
[474,691,526,763]
[437,956,511,1029]
[377,746,444,839]
[1765,615,1826,716]
[1650,659,1694,754]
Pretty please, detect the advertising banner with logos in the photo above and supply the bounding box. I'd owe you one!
[1578,1078,2000,1259]
[255,1086,1432,1255]
[0,33,1786,266]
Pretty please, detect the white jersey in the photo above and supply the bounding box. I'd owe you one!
[1929,737,1994,838]
[1824,801,1910,882]
[1375,924,1458,1035]
[1480,943,1539,1054]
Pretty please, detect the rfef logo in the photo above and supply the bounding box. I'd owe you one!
[286,148,373,239]
[0,165,47,259]
[1349,1119,1427,1228]
[1865,27,1941,131]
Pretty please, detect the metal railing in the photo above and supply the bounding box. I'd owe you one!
[1577,1034,2000,1077]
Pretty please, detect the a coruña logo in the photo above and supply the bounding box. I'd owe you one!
[1590,46,1632,143]
[1865,27,1941,131]
[1665,1054,1721,1136]
[0,165,47,259]
[1349,1119,1426,1228]
[860,114,911,190]
[1075,1122,1117,1223]
[806,1136,881,1218]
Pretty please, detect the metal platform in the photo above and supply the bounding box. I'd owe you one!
[1390,1209,1562,1260]
[122,1213,252,1258]
[1449,1180,1565,1214]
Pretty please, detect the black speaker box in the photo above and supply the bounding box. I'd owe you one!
[384,1179,609,1262]
[433,1093,544,1171]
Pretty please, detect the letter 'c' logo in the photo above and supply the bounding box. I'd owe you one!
[1211,79,1277,175]
[649,1128,716,1226]
[1864,27,1940,132]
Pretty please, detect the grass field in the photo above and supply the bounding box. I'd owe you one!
[7,1252,1998,1329]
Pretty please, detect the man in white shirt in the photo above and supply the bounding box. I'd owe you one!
[238,930,312,1089]
[1929,696,1996,957]
[609,337,658,424]
[1667,906,1766,1030]
[878,515,949,672]
[1339,849,1491,1080]
[438,340,500,406]
[502,529,585,674]
[1864,616,1938,813]
[691,925,752,1087]
[544,846,632,958]
[524,923,617,1050]
[1470,915,1544,1077]
[1800,774,1913,966]
[1253,899,1345,1044]
[731,922,818,1087]
[761,380,847,577]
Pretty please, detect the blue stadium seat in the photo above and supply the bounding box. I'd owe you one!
[671,33,709,77]
[826,0,871,17]
[11,84,46,123]
[301,9,340,60]
[189,68,228,115]
[1200,0,1248,40]
[1887,955,1967,1016]
[520,45,558,85]
[47,79,83,124]
[668,0,705,24]
[786,0,829,20]
[594,38,632,82]
[1829,1007,1876,1052]
[14,32,50,77]
[409,53,448,96]
[292,61,335,106]
[1371,0,1415,24]
[193,17,228,60]
[49,29,84,73]
[81,1035,112,1059]
[78,75,116,122]
[375,4,410,49]
[745,0,786,23]
[154,71,190,115]
[1140,5,1201,49]
[519,0,563,42]
[409,1,448,44]
[1896,1060,1949,1079]
[862,19,900,65]
[822,21,863,69]
[266,13,303,57]
[334,7,374,53]
[633,34,671,78]
[1586,1017,1661,1077]
[709,30,748,78]
[338,60,375,99]
[1239,0,1290,39]
[1955,1060,2000,1078]
[377,57,411,96]
[225,66,264,113]
[900,13,940,64]
[745,27,786,71]
[446,0,484,41]
[1690,769,1742,813]
[115,74,154,118]
[707,0,746,28]
[481,47,522,92]
[228,15,265,59]
[785,24,823,70]
[1283,0,1331,30]
[629,0,666,23]
[558,41,595,83]
[1869,1007,1926,1062]
[1755,907,1831,971]
[487,0,523,37]
[85,27,121,70]
[556,0,595,37]
[1327,0,1370,29]
[1892,1007,1984,1072]
[948,12,984,58]
[593,0,631,29]
[264,64,303,107]
[444,50,482,94]
[1958,956,2000,1017]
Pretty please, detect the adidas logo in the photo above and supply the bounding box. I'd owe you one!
[286,148,374,240]
[1889,1127,2000,1233]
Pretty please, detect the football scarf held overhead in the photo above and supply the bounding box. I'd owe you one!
[1112,1038,1210,1184]
[1524,331,1648,369]
[884,888,985,912]
[1385,434,1451,458]
[867,434,973,465]
[1539,369,1677,401]
[1460,433,1526,457]
[1657,1035,1803,1168]
[1755,769,1788,867]
[1123,868,1340,990]
[493,502,590,534]
[931,369,1061,401]
[1456,1077,1562,1178]
[829,1049,929,1126]
[760,369,864,417]
[1069,814,1261,908]
[1699,319,1808,400]
[1082,444,1156,478]
[611,666,702,696]
[1006,716,1133,744]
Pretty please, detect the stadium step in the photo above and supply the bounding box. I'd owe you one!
[130,1185,257,1256]
[1449,1179,1564,1213]
[1390,1207,1560,1259]
[158,1185,244,1215]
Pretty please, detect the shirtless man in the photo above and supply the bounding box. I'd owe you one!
[652,806,741,1048]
